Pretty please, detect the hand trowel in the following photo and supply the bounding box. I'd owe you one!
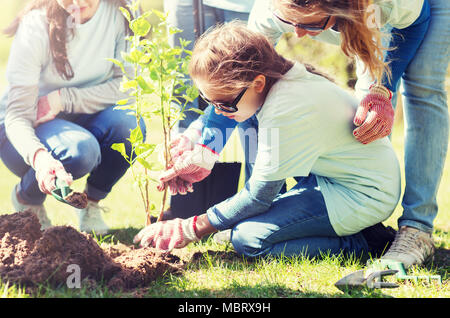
[51,177,88,209]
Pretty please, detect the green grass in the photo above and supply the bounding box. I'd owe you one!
[0,0,448,299]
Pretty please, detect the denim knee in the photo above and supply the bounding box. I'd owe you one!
[104,110,147,146]
[54,133,101,179]
[231,223,268,258]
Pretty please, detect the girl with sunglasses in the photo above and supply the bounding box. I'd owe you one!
[135,22,401,259]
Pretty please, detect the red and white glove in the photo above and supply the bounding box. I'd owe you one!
[33,149,73,194]
[34,90,63,127]
[163,178,195,196]
[353,84,394,145]
[133,216,200,251]
[158,144,219,195]
[169,127,202,163]
[156,128,202,195]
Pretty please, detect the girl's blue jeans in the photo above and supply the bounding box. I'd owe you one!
[0,106,146,205]
[230,174,370,259]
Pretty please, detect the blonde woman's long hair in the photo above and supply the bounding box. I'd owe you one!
[275,0,390,83]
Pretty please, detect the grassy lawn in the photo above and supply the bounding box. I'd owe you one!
[0,0,448,299]
[0,118,448,299]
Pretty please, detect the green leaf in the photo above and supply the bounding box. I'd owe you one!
[167,60,177,70]
[135,143,156,158]
[121,79,138,90]
[131,17,151,37]
[186,86,199,100]
[179,39,191,48]
[121,52,135,64]
[137,157,153,170]
[169,27,182,35]
[139,54,151,64]
[119,7,131,22]
[111,143,128,160]
[136,76,154,94]
[122,49,145,64]
[106,58,125,74]
[149,69,159,81]
[130,49,144,63]
[128,125,144,144]
[116,98,130,105]
[174,85,187,95]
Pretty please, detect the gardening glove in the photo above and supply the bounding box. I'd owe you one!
[133,216,200,251]
[169,127,202,163]
[156,127,202,195]
[34,90,63,127]
[353,84,394,145]
[33,149,73,194]
[164,178,194,196]
[158,144,219,194]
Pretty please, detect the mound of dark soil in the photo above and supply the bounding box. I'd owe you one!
[0,211,183,290]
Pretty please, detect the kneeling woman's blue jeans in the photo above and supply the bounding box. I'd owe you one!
[230,174,370,259]
[0,106,146,205]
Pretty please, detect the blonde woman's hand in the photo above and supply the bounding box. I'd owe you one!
[353,85,394,144]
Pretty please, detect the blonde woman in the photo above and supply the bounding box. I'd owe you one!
[246,0,448,269]
[135,23,400,259]
[0,0,145,234]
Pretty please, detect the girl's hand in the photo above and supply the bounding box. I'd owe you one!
[34,90,63,127]
[353,85,394,145]
[33,149,73,194]
[169,128,202,163]
[133,216,200,251]
[156,128,202,195]
[158,178,194,196]
[158,144,219,194]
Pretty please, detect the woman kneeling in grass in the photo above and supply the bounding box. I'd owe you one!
[134,22,401,259]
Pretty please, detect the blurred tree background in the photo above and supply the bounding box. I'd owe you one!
[0,0,353,86]
[0,0,449,120]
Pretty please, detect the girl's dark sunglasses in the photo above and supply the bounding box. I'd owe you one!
[199,88,247,113]
[273,11,331,31]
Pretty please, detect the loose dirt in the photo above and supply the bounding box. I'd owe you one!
[63,191,88,209]
[0,211,184,291]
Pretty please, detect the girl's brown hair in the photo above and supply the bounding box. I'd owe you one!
[275,0,390,83]
[189,21,295,96]
[4,0,132,81]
